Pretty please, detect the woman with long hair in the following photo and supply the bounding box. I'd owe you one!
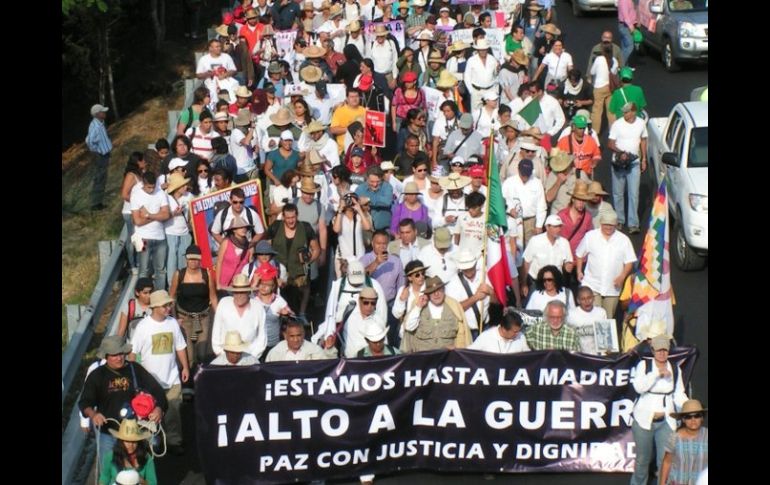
[292,99,312,128]
[525,265,576,312]
[329,165,356,217]
[395,108,429,154]
[396,47,422,87]
[250,262,293,358]
[336,44,365,89]
[170,134,203,178]
[98,419,157,485]
[215,216,253,290]
[176,86,211,135]
[120,152,147,271]
[190,160,213,196]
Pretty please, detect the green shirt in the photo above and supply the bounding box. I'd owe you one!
[504,35,522,55]
[525,322,581,351]
[99,451,157,485]
[609,84,648,119]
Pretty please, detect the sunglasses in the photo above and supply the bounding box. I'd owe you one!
[231,200,244,205]
[543,277,554,282]
[523,149,536,153]
[198,168,209,173]
[411,272,425,278]
[361,299,378,306]
[682,413,703,420]
[415,168,427,173]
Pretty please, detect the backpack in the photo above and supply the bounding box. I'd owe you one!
[210,204,256,237]
[179,106,195,133]
[126,299,147,341]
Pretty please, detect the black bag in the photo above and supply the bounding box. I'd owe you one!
[611,151,638,170]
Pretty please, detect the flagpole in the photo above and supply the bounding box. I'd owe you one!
[478,129,494,334]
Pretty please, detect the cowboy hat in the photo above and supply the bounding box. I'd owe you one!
[519,138,540,152]
[511,49,529,66]
[297,158,316,177]
[301,65,323,83]
[427,51,445,64]
[109,419,153,442]
[303,45,326,58]
[447,40,470,54]
[403,181,421,195]
[374,25,390,37]
[244,9,259,19]
[269,107,294,126]
[347,20,361,33]
[97,335,132,359]
[670,400,707,419]
[526,1,544,11]
[436,70,458,89]
[397,1,409,8]
[300,178,321,193]
[423,276,446,294]
[303,1,314,10]
[413,0,426,6]
[439,172,471,190]
[650,334,672,351]
[588,181,609,196]
[473,38,491,50]
[225,273,253,293]
[359,287,378,300]
[567,180,594,201]
[149,290,174,308]
[235,86,252,99]
[213,111,230,122]
[165,172,191,194]
[304,119,325,134]
[308,149,326,166]
[226,215,253,231]
[233,109,251,127]
[222,331,249,353]
[549,148,574,173]
[454,250,477,271]
[380,161,396,171]
[540,23,561,36]
[216,24,229,38]
[329,4,344,17]
[363,322,388,342]
[416,30,434,42]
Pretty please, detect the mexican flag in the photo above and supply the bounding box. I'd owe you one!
[517,97,542,126]
[485,134,513,306]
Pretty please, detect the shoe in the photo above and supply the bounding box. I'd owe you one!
[628,226,641,234]
[91,203,106,211]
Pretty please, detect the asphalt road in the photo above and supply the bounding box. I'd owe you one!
[155,4,708,484]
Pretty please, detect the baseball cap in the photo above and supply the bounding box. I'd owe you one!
[545,215,563,226]
[280,130,294,141]
[347,260,366,285]
[572,115,588,128]
[459,113,474,129]
[434,227,452,249]
[90,104,109,117]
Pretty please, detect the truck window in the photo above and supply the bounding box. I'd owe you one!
[688,127,708,168]
[665,112,682,147]
[672,122,686,160]
[667,0,708,12]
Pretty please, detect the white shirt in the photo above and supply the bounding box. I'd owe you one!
[370,39,399,78]
[445,55,464,81]
[437,194,466,230]
[432,112,460,142]
[418,244,458,284]
[131,187,169,240]
[229,128,257,174]
[589,55,619,89]
[196,53,237,76]
[474,107,501,135]
[385,175,404,202]
[525,288,577,313]
[469,326,530,353]
[336,212,366,260]
[266,340,337,362]
[609,116,648,156]
[392,283,426,320]
[343,306,387,358]
[423,192,447,228]
[209,205,266,237]
[536,93,566,137]
[131,315,187,389]
[631,359,688,431]
[211,297,267,358]
[522,232,574,278]
[464,54,499,92]
[305,92,337,126]
[326,278,388,332]
[567,306,608,355]
[541,51,573,83]
[452,212,486,254]
[319,19,350,53]
[576,229,637,296]
[445,271,491,330]
[502,175,547,228]
[164,193,192,236]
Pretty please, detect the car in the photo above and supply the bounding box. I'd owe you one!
[567,0,617,17]
[637,0,708,72]
[647,102,708,271]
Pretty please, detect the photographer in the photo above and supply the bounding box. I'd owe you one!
[265,204,321,318]
[557,68,593,122]
[333,192,373,278]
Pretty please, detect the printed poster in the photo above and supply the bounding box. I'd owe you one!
[364,110,386,147]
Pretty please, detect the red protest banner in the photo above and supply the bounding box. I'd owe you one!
[364,110,386,148]
[188,180,266,269]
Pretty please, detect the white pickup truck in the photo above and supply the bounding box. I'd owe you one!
[647,101,708,271]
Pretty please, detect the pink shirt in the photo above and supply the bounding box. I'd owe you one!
[218,239,250,288]
[618,0,638,28]
[558,207,594,258]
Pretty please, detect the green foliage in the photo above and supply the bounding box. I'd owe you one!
[62,0,108,16]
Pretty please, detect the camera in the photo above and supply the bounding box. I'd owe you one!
[343,192,359,208]
[564,99,577,119]
[297,246,312,264]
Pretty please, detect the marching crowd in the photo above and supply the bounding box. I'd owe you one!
[79,1,706,484]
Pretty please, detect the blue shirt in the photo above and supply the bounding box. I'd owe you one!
[355,182,394,231]
[360,252,405,301]
[86,118,112,155]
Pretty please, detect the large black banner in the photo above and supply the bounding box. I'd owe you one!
[196,348,698,484]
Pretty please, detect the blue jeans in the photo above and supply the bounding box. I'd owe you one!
[619,23,634,65]
[630,419,672,485]
[611,161,640,228]
[123,213,137,268]
[166,233,192,286]
[138,238,168,291]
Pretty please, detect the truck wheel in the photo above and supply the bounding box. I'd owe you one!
[572,0,583,17]
[663,39,681,72]
[673,219,706,271]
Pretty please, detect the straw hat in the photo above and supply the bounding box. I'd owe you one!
[269,107,293,126]
[303,1,314,11]
[222,331,249,353]
[149,290,174,308]
[454,250,477,270]
[304,120,325,134]
[436,70,458,89]
[567,180,593,201]
[304,45,326,58]
[548,148,574,173]
[413,0,426,6]
[511,49,529,66]
[216,24,229,38]
[300,178,321,193]
[405,263,429,277]
[301,65,323,83]
[670,400,707,419]
[363,323,388,342]
[329,4,343,18]
[423,276,447,294]
[320,0,332,9]
[226,215,253,231]
[244,9,258,20]
[109,419,152,442]
[447,40,469,54]
[439,172,471,190]
[397,1,409,9]
[165,172,191,194]
[225,274,253,293]
[97,335,132,359]
[473,38,491,50]
[233,109,252,127]
[403,181,421,195]
[347,20,361,33]
[526,1,543,11]
[416,30,434,42]
[427,51,445,64]
[588,181,609,196]
[374,25,390,37]
[540,23,561,36]
[235,86,252,98]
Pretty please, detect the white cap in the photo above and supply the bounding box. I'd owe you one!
[482,91,499,101]
[115,470,141,485]
[363,322,388,342]
[280,130,294,141]
[90,104,109,117]
[168,158,189,171]
[347,260,366,285]
[380,161,396,171]
[454,250,477,270]
[545,215,563,226]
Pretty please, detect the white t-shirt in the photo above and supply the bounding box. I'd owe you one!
[590,55,619,89]
[576,229,637,296]
[418,244,458,284]
[164,193,192,236]
[229,129,256,174]
[541,52,573,83]
[469,326,530,353]
[337,213,366,259]
[445,271,491,331]
[608,117,648,156]
[567,306,608,355]
[196,53,237,76]
[525,288,576,313]
[130,187,169,241]
[453,212,486,254]
[131,316,187,389]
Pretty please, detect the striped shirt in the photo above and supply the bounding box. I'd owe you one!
[85,118,112,155]
[525,321,581,351]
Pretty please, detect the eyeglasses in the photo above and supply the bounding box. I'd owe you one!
[415,168,427,173]
[523,149,536,153]
[231,200,244,205]
[198,168,209,173]
[682,413,703,420]
[361,299,378,306]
